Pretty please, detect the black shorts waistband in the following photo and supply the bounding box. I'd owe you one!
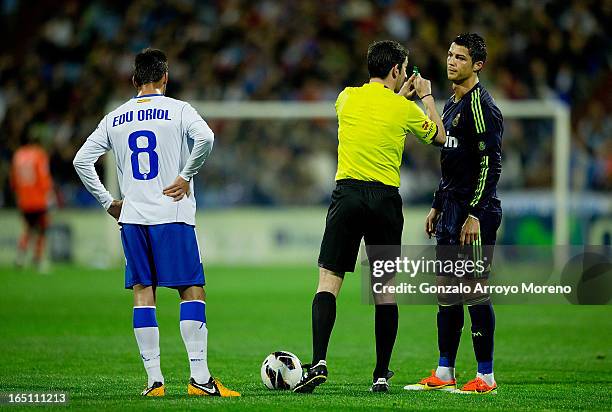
[336,179,398,191]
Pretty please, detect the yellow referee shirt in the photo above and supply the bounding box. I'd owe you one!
[335,82,437,187]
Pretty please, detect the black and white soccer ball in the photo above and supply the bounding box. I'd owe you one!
[260,351,302,390]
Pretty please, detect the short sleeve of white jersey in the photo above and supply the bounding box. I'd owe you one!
[73,117,114,209]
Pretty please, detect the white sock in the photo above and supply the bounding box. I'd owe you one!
[435,366,455,381]
[477,372,495,386]
[180,319,211,383]
[180,300,211,383]
[134,326,164,386]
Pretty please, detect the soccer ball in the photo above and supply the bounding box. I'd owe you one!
[260,351,302,390]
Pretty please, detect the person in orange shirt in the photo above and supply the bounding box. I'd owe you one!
[10,138,53,268]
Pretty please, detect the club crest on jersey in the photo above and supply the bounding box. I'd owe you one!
[479,141,486,151]
[452,113,461,127]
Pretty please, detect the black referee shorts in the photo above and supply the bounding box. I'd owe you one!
[318,179,403,276]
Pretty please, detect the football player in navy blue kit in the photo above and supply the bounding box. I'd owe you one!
[404,33,503,394]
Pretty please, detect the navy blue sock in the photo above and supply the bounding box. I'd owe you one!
[468,302,495,374]
[312,291,336,364]
[437,305,464,367]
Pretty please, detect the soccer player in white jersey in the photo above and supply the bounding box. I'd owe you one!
[73,49,239,397]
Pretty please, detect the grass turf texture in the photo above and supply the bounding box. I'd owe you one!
[0,264,610,411]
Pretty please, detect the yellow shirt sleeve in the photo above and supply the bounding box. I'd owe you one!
[335,88,349,115]
[402,100,437,144]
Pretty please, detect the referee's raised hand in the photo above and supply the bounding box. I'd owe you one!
[398,73,417,100]
[413,75,432,99]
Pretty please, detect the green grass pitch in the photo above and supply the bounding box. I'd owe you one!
[0,264,610,411]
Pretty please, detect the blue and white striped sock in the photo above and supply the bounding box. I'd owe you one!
[133,306,164,386]
[180,300,211,384]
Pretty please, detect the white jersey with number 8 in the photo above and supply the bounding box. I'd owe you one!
[73,93,214,225]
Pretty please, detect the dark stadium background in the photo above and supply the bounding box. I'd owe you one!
[0,0,609,210]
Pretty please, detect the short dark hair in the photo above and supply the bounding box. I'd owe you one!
[453,33,487,66]
[367,40,408,79]
[133,48,168,87]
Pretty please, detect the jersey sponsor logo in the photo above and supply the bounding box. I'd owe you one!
[444,133,458,149]
[137,98,151,103]
[422,120,430,130]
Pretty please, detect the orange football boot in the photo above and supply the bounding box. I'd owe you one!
[455,377,497,394]
[403,370,457,391]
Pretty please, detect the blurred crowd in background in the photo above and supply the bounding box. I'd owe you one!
[0,0,610,207]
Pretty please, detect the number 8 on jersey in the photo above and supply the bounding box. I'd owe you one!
[128,130,159,180]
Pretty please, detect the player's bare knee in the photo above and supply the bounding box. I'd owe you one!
[317,267,343,297]
[179,285,205,301]
[133,284,155,306]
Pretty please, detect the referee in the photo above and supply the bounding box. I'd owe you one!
[294,40,446,394]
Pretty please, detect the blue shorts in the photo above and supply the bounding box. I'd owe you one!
[120,223,205,289]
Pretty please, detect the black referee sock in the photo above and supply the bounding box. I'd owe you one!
[373,304,398,380]
[468,302,495,374]
[312,291,336,365]
[437,305,464,367]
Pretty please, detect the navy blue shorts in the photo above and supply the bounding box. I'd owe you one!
[436,196,502,278]
[120,223,205,289]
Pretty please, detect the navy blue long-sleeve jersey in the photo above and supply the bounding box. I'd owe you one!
[432,83,503,219]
